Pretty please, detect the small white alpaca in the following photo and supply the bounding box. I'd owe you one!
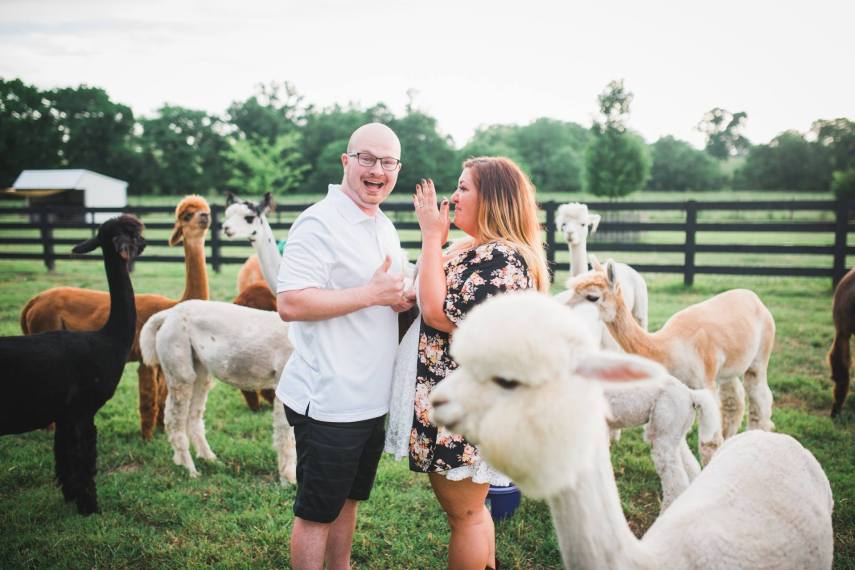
[140,301,296,485]
[604,375,722,508]
[566,261,776,444]
[222,191,281,292]
[554,202,648,329]
[430,292,834,570]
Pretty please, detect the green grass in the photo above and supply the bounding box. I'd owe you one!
[1,246,854,568]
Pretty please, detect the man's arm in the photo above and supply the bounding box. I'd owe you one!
[278,256,407,322]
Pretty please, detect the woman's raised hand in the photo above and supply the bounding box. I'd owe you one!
[414,178,450,245]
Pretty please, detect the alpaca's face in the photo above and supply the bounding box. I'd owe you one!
[222,202,262,240]
[555,204,600,246]
[565,273,619,323]
[170,196,211,246]
[430,292,603,496]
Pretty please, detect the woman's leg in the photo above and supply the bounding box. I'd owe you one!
[429,473,495,570]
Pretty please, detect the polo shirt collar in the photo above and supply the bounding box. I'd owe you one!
[328,184,389,225]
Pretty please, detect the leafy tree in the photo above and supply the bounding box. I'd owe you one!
[831,168,855,200]
[225,81,303,144]
[224,132,309,195]
[460,118,588,194]
[734,130,830,191]
[811,118,855,173]
[389,105,458,197]
[647,136,725,191]
[698,108,751,159]
[0,78,62,186]
[51,85,136,181]
[584,80,650,199]
[136,105,230,195]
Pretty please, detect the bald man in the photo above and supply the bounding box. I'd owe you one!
[276,123,415,570]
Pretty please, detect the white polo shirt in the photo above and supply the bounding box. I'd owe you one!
[275,184,404,422]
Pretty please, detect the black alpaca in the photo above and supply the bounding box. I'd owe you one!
[0,215,145,514]
[829,266,855,417]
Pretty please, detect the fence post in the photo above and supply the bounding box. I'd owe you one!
[684,200,697,287]
[210,206,221,273]
[38,205,55,271]
[832,199,849,289]
[543,201,557,282]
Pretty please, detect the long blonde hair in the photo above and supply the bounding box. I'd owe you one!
[452,156,549,292]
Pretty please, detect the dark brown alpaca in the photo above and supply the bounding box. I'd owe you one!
[828,266,855,417]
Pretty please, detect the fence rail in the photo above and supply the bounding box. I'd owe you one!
[1,200,854,287]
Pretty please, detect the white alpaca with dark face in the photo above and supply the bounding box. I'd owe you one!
[222,192,281,292]
[430,292,832,570]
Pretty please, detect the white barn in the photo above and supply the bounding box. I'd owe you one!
[9,169,127,223]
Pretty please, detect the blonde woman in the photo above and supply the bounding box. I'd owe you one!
[411,157,549,570]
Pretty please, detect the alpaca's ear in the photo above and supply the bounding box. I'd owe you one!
[588,213,601,234]
[590,255,603,272]
[72,235,100,254]
[606,261,616,289]
[574,351,667,384]
[168,220,184,246]
[225,191,236,206]
[261,192,275,214]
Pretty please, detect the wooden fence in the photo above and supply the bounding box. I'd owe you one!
[1,199,854,287]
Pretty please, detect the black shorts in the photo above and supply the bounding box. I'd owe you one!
[284,404,386,524]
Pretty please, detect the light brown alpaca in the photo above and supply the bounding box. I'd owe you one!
[231,282,277,410]
[237,255,265,293]
[828,266,855,417]
[565,262,776,447]
[20,195,211,440]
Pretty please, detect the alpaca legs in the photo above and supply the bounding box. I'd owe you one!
[138,364,159,441]
[261,389,276,404]
[164,382,198,476]
[156,368,168,428]
[55,416,99,515]
[187,372,216,462]
[273,399,297,485]
[241,390,262,411]
[679,439,701,481]
[718,378,745,438]
[651,438,691,510]
[743,366,775,431]
[828,331,851,417]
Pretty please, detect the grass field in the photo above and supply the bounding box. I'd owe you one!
[0,198,854,568]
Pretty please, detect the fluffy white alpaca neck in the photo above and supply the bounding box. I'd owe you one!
[568,238,589,277]
[547,436,653,569]
[253,216,282,291]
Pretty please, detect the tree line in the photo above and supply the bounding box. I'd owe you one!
[1,77,853,199]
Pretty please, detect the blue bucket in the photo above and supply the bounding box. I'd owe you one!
[486,483,521,521]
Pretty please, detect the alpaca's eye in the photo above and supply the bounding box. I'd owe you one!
[492,376,519,390]
[586,294,599,302]
[244,216,256,224]
[183,212,193,221]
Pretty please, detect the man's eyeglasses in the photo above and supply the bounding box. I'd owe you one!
[348,152,401,171]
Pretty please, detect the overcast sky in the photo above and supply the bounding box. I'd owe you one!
[1,0,853,149]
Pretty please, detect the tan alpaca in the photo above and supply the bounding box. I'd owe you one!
[20,196,211,440]
[566,261,776,444]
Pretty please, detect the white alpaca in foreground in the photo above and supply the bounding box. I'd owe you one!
[430,292,833,569]
[566,261,776,443]
[140,301,296,484]
[554,202,649,329]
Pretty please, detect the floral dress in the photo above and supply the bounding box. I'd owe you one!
[408,241,534,482]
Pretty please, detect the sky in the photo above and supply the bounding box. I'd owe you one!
[1,0,853,149]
